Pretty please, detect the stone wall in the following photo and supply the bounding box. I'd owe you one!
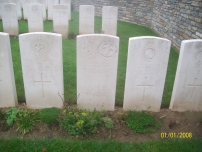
[72,0,154,27]
[152,0,202,49]
[72,0,202,50]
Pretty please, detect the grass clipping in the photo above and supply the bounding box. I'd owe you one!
[126,111,160,134]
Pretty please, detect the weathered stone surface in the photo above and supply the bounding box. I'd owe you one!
[1,3,18,35]
[28,3,43,32]
[19,32,64,109]
[102,6,118,36]
[123,36,171,112]
[60,0,71,20]
[48,0,59,20]
[21,0,31,19]
[0,0,7,19]
[32,0,46,20]
[0,32,18,108]
[0,0,21,20]
[53,4,69,36]
[79,5,94,34]
[170,40,202,111]
[77,34,119,111]
[45,0,47,9]
[8,0,22,20]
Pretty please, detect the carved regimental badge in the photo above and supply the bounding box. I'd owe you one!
[31,39,49,60]
[142,48,156,62]
[5,4,12,13]
[32,5,38,12]
[80,41,97,60]
[98,41,117,59]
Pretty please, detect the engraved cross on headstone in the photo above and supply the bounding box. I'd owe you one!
[188,78,201,100]
[106,12,113,25]
[137,77,154,102]
[84,13,91,26]
[56,10,67,25]
[6,20,12,30]
[32,18,38,29]
[31,6,39,29]
[34,73,51,98]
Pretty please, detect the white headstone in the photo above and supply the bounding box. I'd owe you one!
[48,0,59,20]
[102,6,118,36]
[170,40,202,111]
[28,3,43,32]
[20,0,22,8]
[0,0,21,20]
[22,0,31,19]
[2,3,18,35]
[0,0,6,20]
[60,0,71,20]
[19,32,64,109]
[123,36,171,112]
[79,5,94,35]
[0,32,18,107]
[53,4,68,36]
[77,34,119,111]
[32,0,46,20]
[45,0,47,10]
[7,0,22,20]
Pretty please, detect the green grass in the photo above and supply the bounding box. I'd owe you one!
[0,138,201,152]
[40,108,60,124]
[126,111,160,134]
[0,12,179,107]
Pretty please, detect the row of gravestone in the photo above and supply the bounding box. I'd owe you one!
[0,3,118,36]
[79,5,118,36]
[0,0,71,20]
[1,3,70,36]
[0,31,201,112]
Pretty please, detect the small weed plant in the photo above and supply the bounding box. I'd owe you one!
[40,108,60,124]
[4,108,19,126]
[126,111,160,134]
[118,112,126,121]
[102,117,114,129]
[16,110,40,134]
[68,31,76,40]
[60,108,104,135]
[200,118,202,124]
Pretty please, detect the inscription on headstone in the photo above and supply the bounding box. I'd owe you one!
[102,6,118,36]
[28,3,43,32]
[60,0,71,20]
[33,0,46,20]
[19,32,64,109]
[79,5,94,34]
[77,34,119,111]
[170,40,202,111]
[1,0,22,20]
[123,36,171,112]
[53,4,68,36]
[2,3,18,35]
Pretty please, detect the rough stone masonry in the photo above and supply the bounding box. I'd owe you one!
[72,0,202,50]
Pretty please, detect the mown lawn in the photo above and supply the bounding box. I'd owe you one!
[0,138,201,152]
[0,12,179,107]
